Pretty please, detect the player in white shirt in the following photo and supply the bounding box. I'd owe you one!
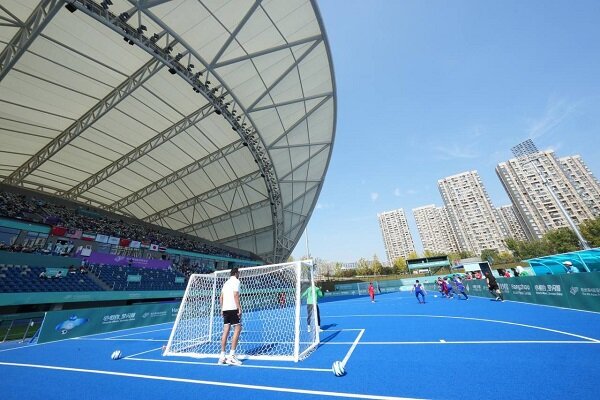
[218,268,243,366]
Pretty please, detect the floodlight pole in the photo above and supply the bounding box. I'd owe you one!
[511,140,590,250]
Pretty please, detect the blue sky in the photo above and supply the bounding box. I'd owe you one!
[291,0,600,263]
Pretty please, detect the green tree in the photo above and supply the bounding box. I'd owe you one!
[393,257,407,274]
[544,227,579,254]
[407,251,419,260]
[580,217,600,247]
[371,254,383,276]
[480,249,499,264]
[423,249,435,258]
[496,251,515,264]
[356,258,371,275]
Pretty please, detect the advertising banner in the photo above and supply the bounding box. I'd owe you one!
[37,302,180,344]
[85,252,171,269]
[465,273,600,312]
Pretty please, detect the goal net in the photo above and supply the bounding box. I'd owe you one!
[163,260,320,362]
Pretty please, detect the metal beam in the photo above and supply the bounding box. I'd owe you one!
[3,56,164,185]
[247,39,322,112]
[209,0,262,68]
[250,92,332,113]
[215,224,272,245]
[0,0,62,82]
[181,199,271,234]
[131,0,286,260]
[144,171,262,223]
[267,95,332,150]
[213,35,322,69]
[65,102,214,198]
[106,139,246,211]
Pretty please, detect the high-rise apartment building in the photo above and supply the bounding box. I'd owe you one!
[377,209,416,263]
[496,205,528,241]
[413,204,459,254]
[438,171,507,255]
[496,151,596,240]
[559,155,600,217]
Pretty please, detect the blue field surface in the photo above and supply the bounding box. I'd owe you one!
[1,292,599,400]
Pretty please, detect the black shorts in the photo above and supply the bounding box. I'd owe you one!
[489,284,499,291]
[223,310,240,325]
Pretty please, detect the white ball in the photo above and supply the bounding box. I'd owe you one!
[111,350,122,360]
[332,360,346,377]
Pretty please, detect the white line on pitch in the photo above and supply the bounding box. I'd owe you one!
[0,361,426,400]
[108,327,172,339]
[74,338,166,342]
[124,356,331,372]
[123,347,163,358]
[327,314,600,342]
[341,329,364,367]
[310,340,600,345]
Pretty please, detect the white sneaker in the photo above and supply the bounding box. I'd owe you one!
[225,355,243,366]
[317,327,324,332]
[217,356,226,365]
[307,326,311,332]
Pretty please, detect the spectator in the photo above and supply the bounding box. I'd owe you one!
[511,267,520,277]
[38,271,47,279]
[563,261,579,274]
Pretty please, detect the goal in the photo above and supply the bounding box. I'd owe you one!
[163,260,320,362]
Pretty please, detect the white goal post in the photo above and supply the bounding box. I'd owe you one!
[163,260,320,362]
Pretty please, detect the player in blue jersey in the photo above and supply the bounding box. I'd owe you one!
[412,280,427,304]
[452,275,468,300]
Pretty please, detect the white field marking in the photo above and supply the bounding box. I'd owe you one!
[123,347,163,358]
[326,314,600,342]
[79,321,174,339]
[0,361,425,400]
[125,356,332,372]
[107,327,172,339]
[353,340,600,345]
[340,329,364,368]
[75,338,166,342]
[460,295,600,315]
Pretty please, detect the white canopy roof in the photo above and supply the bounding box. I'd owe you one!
[0,0,336,263]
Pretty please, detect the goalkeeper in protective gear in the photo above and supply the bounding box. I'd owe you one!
[301,283,323,332]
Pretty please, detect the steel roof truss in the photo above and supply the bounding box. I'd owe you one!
[64,102,215,197]
[143,171,262,223]
[107,139,246,211]
[0,0,63,82]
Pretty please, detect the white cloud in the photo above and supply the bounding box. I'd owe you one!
[434,143,478,160]
[527,98,579,139]
[370,192,379,202]
[393,188,401,197]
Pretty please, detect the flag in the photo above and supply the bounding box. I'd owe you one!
[129,240,141,249]
[108,236,120,245]
[120,238,132,247]
[81,232,96,241]
[140,241,150,248]
[95,234,109,243]
[158,246,167,252]
[149,244,159,251]
[66,229,82,239]
[51,226,67,236]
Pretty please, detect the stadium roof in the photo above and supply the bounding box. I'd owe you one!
[0,0,336,263]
